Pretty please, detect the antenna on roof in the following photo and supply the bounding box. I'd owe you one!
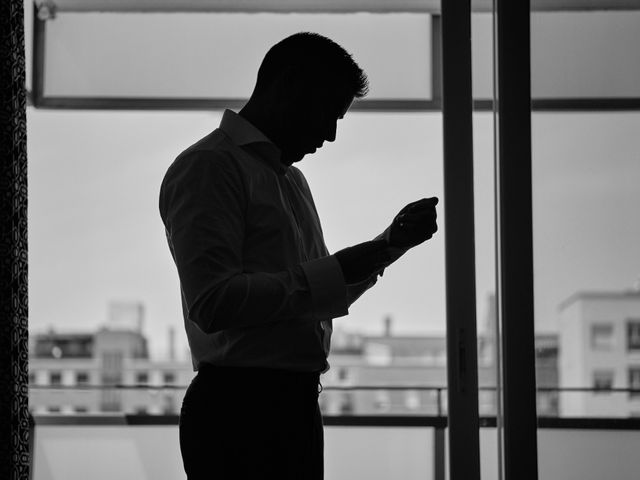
[383,315,392,337]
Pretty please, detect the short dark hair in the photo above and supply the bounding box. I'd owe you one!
[255,32,369,99]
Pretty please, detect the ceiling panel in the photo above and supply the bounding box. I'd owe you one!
[44,0,640,13]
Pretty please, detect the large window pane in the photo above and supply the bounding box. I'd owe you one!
[40,12,431,100]
[473,11,640,100]
[533,111,640,420]
[291,111,447,415]
[27,107,447,416]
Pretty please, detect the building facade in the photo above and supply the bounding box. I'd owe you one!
[558,290,640,417]
[29,298,562,417]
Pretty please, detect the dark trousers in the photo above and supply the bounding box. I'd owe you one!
[179,364,324,480]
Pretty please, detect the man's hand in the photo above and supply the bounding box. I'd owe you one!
[388,197,439,249]
[334,240,391,285]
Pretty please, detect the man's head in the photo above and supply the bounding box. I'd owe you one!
[246,32,369,165]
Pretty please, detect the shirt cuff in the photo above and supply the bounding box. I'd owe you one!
[300,255,349,320]
[375,226,408,263]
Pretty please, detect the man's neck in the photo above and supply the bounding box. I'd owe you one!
[239,101,295,167]
[239,102,274,143]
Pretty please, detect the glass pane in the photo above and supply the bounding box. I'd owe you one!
[27,109,210,416]
[42,12,432,100]
[472,8,501,480]
[533,111,640,419]
[532,9,640,477]
[474,111,500,479]
[303,111,446,416]
[473,11,640,100]
[28,77,445,420]
[33,422,436,480]
[28,10,446,479]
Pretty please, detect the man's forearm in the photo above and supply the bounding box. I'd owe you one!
[184,257,349,334]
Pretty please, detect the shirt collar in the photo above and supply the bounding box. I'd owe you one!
[219,109,287,174]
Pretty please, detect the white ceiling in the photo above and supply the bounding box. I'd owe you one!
[45,0,640,14]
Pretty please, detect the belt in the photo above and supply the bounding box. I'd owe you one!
[198,363,321,393]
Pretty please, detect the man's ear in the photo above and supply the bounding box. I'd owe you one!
[276,66,306,101]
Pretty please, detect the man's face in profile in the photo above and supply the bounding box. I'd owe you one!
[280,83,353,165]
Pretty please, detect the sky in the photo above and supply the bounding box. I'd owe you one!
[26,108,640,360]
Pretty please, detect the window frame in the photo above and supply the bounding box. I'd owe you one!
[591,323,615,351]
[592,370,615,393]
[627,320,640,351]
[628,367,640,399]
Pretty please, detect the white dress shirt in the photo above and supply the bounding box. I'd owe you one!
[159,110,405,373]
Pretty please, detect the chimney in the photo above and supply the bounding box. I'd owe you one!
[168,326,176,361]
[137,304,144,333]
[383,315,393,337]
[107,301,144,332]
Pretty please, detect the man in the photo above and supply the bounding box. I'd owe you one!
[159,32,438,480]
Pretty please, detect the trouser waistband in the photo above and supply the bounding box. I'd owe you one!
[197,363,321,393]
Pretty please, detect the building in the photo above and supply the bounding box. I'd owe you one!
[29,302,195,415]
[321,292,562,417]
[30,298,560,417]
[558,289,640,417]
[324,322,559,417]
[535,333,560,416]
[29,325,195,415]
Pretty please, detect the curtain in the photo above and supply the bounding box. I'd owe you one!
[0,0,30,479]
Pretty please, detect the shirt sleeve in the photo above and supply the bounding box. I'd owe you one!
[159,150,348,334]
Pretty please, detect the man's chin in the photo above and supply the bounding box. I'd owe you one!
[282,150,307,165]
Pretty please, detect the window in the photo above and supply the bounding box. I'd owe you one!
[628,367,640,399]
[162,395,175,414]
[29,372,36,385]
[100,389,121,412]
[101,351,123,386]
[627,321,640,351]
[49,371,62,386]
[337,367,348,382]
[593,370,614,393]
[28,105,448,417]
[591,324,614,351]
[405,390,421,411]
[76,371,90,386]
[48,406,61,413]
[162,372,175,384]
[102,351,123,370]
[136,372,149,385]
[535,111,640,418]
[74,406,88,414]
[339,393,354,415]
[374,391,391,413]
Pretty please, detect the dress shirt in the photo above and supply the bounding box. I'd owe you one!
[159,110,406,373]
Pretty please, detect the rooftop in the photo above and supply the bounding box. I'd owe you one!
[558,290,640,311]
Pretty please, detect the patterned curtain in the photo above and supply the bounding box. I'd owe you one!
[0,0,30,479]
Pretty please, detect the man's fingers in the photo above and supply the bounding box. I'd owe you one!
[398,211,437,224]
[406,197,438,211]
[399,197,439,215]
[398,215,438,233]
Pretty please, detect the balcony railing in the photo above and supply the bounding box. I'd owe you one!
[29,384,640,417]
[28,385,640,480]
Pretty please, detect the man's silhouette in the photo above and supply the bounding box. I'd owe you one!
[159,32,438,480]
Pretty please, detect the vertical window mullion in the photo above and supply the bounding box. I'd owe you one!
[441,1,481,479]
[496,0,539,479]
